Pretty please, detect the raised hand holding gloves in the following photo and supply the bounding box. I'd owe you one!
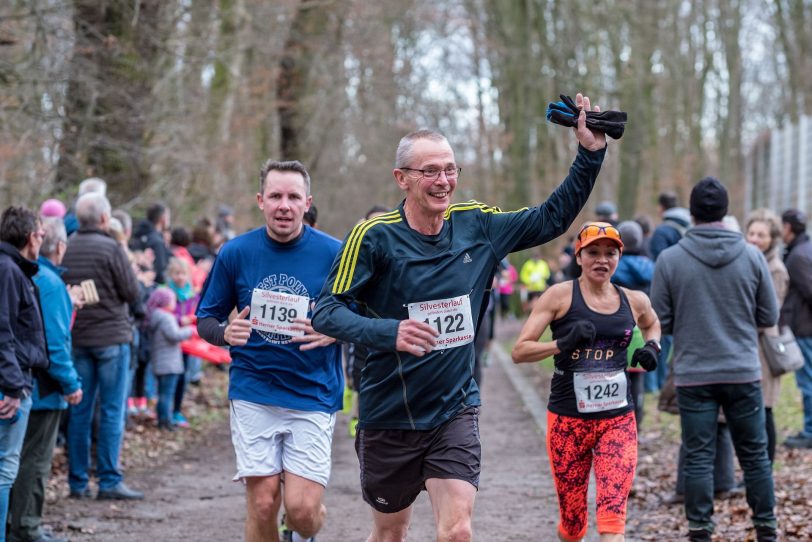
[545,94,627,140]
[556,320,597,353]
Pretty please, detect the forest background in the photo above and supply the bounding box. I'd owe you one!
[1,0,811,253]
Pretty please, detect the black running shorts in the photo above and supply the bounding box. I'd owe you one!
[355,406,481,513]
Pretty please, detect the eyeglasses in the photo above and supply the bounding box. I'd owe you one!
[578,223,621,242]
[399,166,461,181]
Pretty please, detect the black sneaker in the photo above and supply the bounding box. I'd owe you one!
[714,485,745,500]
[688,529,712,542]
[755,525,777,542]
[784,433,812,449]
[97,482,144,500]
[68,487,93,499]
[30,532,68,542]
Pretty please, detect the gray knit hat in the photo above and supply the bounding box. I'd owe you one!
[618,220,643,253]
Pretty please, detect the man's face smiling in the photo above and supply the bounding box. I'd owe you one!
[257,170,312,243]
[396,138,457,218]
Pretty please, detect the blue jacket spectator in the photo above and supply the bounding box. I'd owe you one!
[649,206,691,261]
[32,256,81,409]
[612,221,654,294]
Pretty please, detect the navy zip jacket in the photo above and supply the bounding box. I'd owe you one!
[0,242,49,398]
[313,145,605,430]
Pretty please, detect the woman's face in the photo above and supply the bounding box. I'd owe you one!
[576,239,620,283]
[746,220,772,253]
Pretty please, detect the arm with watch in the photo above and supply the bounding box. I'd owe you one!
[626,289,662,372]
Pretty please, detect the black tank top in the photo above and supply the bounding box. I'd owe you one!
[548,279,636,419]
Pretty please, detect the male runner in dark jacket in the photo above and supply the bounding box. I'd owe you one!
[314,93,608,542]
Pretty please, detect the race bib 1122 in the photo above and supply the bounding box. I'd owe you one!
[407,294,474,350]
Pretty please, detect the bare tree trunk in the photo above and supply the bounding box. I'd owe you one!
[56,0,167,203]
[277,0,330,160]
[718,0,743,207]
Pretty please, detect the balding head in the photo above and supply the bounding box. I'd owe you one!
[78,177,107,197]
[75,192,112,228]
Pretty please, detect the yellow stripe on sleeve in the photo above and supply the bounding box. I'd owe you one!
[332,211,401,294]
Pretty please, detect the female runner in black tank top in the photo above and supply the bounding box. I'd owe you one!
[512,222,661,542]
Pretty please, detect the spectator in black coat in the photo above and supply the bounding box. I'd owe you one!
[0,206,50,533]
[131,202,172,284]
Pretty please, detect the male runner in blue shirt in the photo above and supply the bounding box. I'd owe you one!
[197,160,341,542]
[313,93,608,541]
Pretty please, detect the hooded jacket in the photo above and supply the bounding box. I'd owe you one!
[612,253,654,294]
[0,242,50,398]
[650,225,778,387]
[650,207,691,261]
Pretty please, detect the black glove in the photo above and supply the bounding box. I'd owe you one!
[631,341,659,372]
[556,321,596,352]
[545,94,628,139]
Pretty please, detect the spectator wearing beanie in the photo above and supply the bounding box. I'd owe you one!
[595,200,619,225]
[612,221,654,294]
[650,177,778,542]
[39,199,67,219]
[611,220,655,432]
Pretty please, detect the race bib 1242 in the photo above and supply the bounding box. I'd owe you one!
[573,370,628,413]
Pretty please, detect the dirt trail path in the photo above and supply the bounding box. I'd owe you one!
[46,319,624,541]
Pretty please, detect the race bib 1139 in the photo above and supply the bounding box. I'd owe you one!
[249,288,309,337]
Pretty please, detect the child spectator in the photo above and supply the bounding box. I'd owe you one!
[166,257,200,427]
[127,248,157,418]
[146,287,192,431]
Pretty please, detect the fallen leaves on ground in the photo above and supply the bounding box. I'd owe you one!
[45,366,230,504]
[629,410,812,541]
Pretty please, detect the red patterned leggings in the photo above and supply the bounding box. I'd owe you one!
[546,411,637,541]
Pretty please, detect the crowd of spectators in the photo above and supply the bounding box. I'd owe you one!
[0,177,234,542]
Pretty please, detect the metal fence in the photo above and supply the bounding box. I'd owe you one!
[744,114,812,217]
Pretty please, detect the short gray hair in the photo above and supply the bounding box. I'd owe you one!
[78,177,107,197]
[75,192,112,227]
[395,129,448,168]
[112,209,132,233]
[40,216,67,256]
[259,160,311,195]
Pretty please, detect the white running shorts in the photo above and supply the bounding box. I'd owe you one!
[230,400,336,487]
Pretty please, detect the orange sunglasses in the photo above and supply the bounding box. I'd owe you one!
[575,222,624,253]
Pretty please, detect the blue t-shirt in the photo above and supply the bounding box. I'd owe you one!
[197,225,343,413]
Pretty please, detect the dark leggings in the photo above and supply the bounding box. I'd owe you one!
[174,354,189,414]
[765,407,775,464]
[133,359,148,398]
